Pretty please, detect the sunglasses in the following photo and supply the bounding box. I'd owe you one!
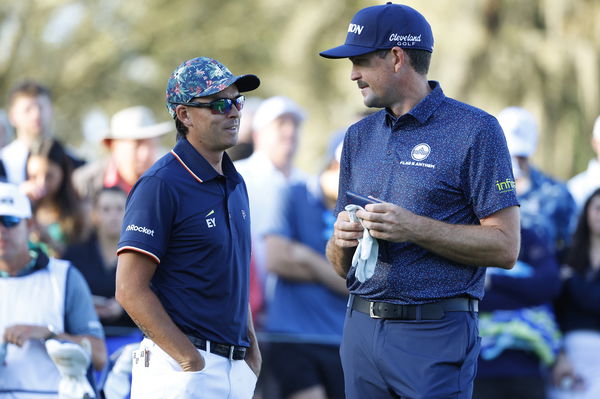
[171,95,245,115]
[0,215,21,228]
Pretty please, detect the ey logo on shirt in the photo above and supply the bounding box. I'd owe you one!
[205,210,216,228]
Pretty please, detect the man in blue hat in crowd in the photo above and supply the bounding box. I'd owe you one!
[115,57,261,399]
[320,3,520,398]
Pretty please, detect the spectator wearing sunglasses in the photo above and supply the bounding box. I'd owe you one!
[73,105,172,202]
[0,181,106,397]
[319,3,520,398]
[115,57,261,399]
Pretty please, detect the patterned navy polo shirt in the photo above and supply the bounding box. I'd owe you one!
[335,81,519,304]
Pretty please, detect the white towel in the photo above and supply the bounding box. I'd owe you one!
[45,339,95,398]
[345,204,379,282]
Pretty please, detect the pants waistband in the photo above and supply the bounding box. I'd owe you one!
[186,335,247,360]
[351,295,478,320]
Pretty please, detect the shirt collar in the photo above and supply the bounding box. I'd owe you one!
[385,81,445,128]
[0,243,50,278]
[170,138,241,185]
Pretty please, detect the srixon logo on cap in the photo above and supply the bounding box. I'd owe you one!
[348,23,364,35]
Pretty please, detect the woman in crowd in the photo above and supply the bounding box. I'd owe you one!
[21,138,86,255]
[550,187,600,398]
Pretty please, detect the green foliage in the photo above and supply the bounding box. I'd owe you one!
[0,0,598,177]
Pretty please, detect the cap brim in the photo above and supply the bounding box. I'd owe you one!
[319,44,377,59]
[233,74,260,93]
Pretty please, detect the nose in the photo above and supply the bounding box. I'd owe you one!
[350,66,361,82]
[228,103,241,118]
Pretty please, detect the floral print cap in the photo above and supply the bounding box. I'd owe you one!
[166,57,260,118]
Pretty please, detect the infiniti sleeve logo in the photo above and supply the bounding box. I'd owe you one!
[411,143,431,161]
[126,224,155,236]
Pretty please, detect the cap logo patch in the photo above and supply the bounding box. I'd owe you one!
[348,23,364,35]
[0,197,14,205]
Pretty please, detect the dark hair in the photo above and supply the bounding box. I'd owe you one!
[8,80,51,107]
[566,187,600,274]
[27,139,85,246]
[175,117,188,141]
[376,48,431,75]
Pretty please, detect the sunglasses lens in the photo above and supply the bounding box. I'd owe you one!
[0,215,21,228]
[211,99,232,114]
[234,96,245,111]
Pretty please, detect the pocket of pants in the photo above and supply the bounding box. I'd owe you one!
[243,358,259,380]
[149,342,208,374]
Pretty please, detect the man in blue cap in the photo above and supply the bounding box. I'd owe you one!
[320,3,521,398]
[116,56,261,398]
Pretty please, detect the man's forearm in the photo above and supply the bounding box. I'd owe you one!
[326,237,355,278]
[117,286,199,368]
[268,236,347,295]
[410,210,520,269]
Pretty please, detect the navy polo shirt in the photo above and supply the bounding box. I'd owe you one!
[117,138,251,347]
[336,81,519,304]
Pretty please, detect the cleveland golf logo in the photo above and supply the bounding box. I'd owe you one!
[126,224,155,236]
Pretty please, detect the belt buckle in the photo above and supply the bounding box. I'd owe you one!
[228,345,235,360]
[369,302,382,319]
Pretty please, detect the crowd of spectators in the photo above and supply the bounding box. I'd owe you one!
[0,79,599,399]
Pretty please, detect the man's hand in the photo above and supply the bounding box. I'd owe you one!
[245,339,261,377]
[356,202,416,243]
[245,304,261,377]
[3,324,53,346]
[332,210,363,247]
[327,210,364,278]
[178,350,205,372]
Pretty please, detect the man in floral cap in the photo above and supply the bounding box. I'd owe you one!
[116,57,261,398]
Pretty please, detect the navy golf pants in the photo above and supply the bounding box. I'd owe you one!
[340,303,480,399]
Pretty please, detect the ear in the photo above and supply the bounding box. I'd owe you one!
[390,47,406,73]
[175,105,193,127]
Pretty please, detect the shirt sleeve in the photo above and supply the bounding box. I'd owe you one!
[462,114,520,219]
[117,175,175,263]
[64,266,105,339]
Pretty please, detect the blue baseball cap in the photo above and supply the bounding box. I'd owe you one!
[319,2,433,59]
[166,57,260,118]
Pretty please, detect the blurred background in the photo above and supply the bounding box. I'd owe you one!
[0,0,598,178]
